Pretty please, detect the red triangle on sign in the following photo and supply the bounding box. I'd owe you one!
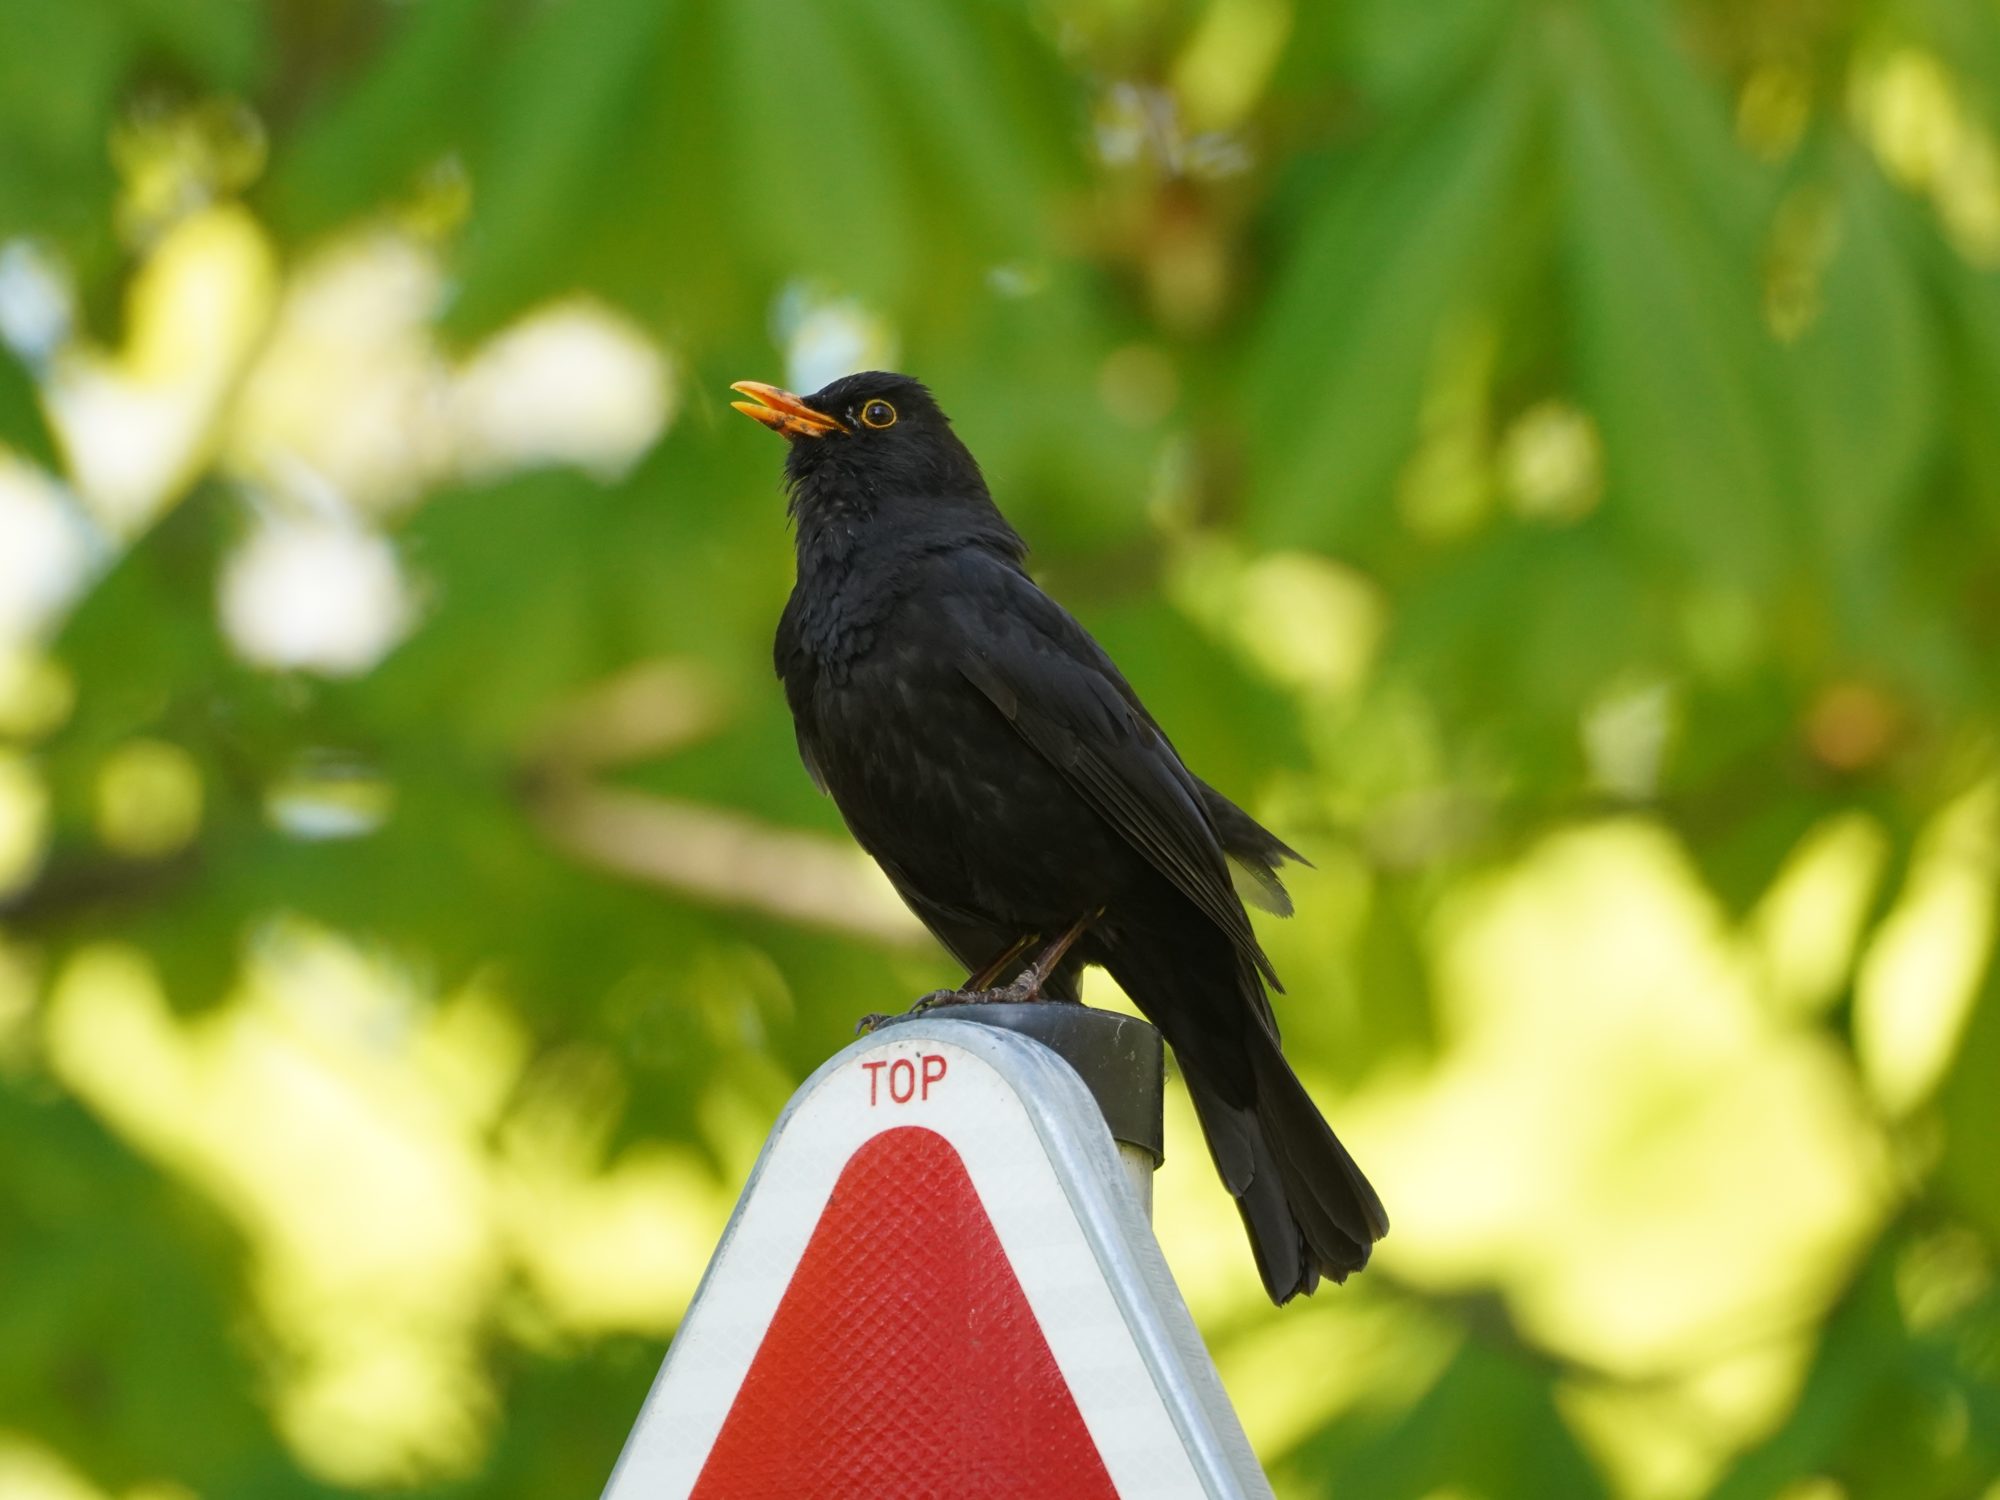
[690,1125,1123,1499]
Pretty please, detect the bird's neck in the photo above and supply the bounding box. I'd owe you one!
[791,509,865,583]
[786,507,1029,676]
[789,465,1029,585]
[793,515,1027,585]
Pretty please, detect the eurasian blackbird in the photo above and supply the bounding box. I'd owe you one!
[731,371,1388,1302]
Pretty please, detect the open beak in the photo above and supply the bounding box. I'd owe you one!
[729,381,847,439]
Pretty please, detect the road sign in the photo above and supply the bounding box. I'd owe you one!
[603,1016,1273,1499]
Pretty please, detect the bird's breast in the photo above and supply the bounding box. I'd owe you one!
[788,598,874,685]
[799,638,1122,924]
[779,553,1139,925]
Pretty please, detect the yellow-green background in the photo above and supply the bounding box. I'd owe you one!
[1,1,1997,1496]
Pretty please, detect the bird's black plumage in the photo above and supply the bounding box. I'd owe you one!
[739,370,1388,1301]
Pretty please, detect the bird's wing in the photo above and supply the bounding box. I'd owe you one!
[1197,776,1309,917]
[948,554,1281,989]
[791,724,828,794]
[876,861,1006,971]
[967,578,1307,918]
[773,590,829,793]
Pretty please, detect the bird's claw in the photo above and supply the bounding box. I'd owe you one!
[857,975,1079,1035]
[931,979,1053,1008]
[855,989,972,1035]
[855,986,1004,1034]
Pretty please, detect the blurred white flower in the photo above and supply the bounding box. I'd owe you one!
[773,283,897,395]
[220,515,412,676]
[1583,677,1678,801]
[1501,399,1604,524]
[0,239,74,362]
[450,301,672,482]
[47,206,277,536]
[0,749,49,899]
[0,456,94,644]
[226,232,450,517]
[231,235,671,510]
[985,262,1048,299]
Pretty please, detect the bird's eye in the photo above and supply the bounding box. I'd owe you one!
[860,399,897,429]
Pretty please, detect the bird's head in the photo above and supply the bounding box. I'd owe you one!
[730,371,1017,553]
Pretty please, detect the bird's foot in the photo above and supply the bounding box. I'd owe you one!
[856,975,1081,1034]
[965,971,1072,1006]
[912,987,980,1013]
[854,988,980,1035]
[925,977,1078,1008]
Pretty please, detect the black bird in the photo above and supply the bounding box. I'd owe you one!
[731,371,1388,1302]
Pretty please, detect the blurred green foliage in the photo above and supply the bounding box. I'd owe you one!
[1,1,1998,1497]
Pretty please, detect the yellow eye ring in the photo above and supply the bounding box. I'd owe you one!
[860,399,897,429]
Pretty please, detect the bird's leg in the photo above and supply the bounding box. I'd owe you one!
[858,934,1043,1033]
[856,916,1099,1033]
[907,934,1038,1013]
[966,933,1040,993]
[981,909,1099,1005]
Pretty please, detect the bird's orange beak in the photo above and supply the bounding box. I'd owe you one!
[729,381,847,439]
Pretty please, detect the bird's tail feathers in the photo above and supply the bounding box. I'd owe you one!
[1184,1027,1387,1304]
[1197,780,1309,918]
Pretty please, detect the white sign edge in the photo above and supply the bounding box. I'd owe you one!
[600,1017,1273,1500]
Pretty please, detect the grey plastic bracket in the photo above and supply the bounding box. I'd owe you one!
[885,1001,1165,1213]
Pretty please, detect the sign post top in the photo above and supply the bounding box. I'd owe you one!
[603,1016,1273,1500]
[911,1000,1164,1164]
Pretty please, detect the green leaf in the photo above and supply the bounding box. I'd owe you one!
[1787,150,1940,624]
[0,0,124,251]
[0,0,263,291]
[1713,1240,2000,1500]
[1558,17,1792,585]
[0,1082,283,1491]
[0,344,57,466]
[265,0,498,239]
[1303,0,1515,111]
[1246,27,1535,548]
[439,0,1079,342]
[1282,1333,1610,1496]
[124,0,264,88]
[1939,962,2000,1242]
[445,0,676,335]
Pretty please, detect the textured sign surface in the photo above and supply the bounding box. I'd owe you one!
[690,1127,1120,1497]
